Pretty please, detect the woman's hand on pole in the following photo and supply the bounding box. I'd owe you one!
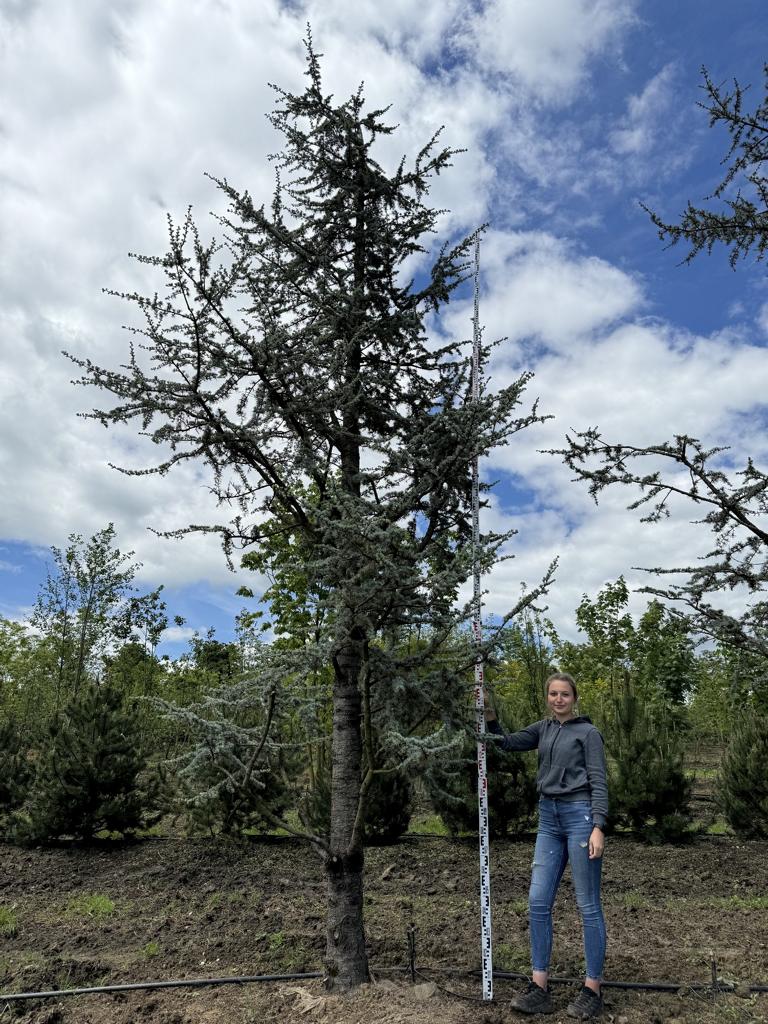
[588,827,605,859]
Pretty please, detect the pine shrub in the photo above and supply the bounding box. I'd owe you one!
[425,734,537,837]
[0,716,33,834]
[609,694,692,843]
[22,684,159,842]
[718,713,768,838]
[301,752,414,844]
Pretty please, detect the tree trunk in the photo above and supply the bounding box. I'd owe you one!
[324,624,369,989]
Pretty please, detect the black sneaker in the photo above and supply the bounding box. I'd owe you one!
[566,985,603,1018]
[510,981,554,1015]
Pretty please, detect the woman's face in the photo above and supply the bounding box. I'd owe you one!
[547,681,576,721]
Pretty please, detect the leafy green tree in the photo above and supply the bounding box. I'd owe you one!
[575,577,633,702]
[718,712,768,838]
[104,641,164,697]
[0,618,50,732]
[492,605,558,722]
[23,683,159,842]
[687,646,762,742]
[630,600,695,706]
[687,650,733,741]
[31,525,167,711]
[67,41,552,987]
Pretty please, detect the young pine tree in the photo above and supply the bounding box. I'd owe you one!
[0,716,33,835]
[23,683,158,842]
[425,732,537,837]
[68,40,552,987]
[718,713,768,838]
[609,692,691,843]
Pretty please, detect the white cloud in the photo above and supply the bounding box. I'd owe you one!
[466,0,637,106]
[608,63,694,184]
[160,624,197,645]
[442,229,643,358]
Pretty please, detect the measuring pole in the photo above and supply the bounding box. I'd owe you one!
[471,236,493,1002]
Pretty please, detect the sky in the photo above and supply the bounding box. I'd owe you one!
[2,0,768,656]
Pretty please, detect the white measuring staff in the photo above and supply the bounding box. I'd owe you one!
[471,236,493,1002]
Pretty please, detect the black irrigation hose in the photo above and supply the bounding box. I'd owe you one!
[472,969,768,993]
[0,972,323,1003]
[2,965,768,1005]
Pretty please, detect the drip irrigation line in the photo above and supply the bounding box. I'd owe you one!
[422,966,768,994]
[2,964,767,1005]
[0,972,324,1004]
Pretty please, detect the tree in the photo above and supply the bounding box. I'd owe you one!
[718,711,768,838]
[68,40,552,988]
[492,604,559,723]
[550,67,768,654]
[23,683,159,842]
[31,525,167,711]
[575,577,634,702]
[643,65,768,266]
[609,690,692,844]
[553,427,768,657]
[0,716,33,835]
[630,599,695,707]
[425,732,537,837]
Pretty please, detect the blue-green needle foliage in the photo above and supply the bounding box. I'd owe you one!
[67,35,553,985]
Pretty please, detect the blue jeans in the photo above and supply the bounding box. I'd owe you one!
[528,798,606,979]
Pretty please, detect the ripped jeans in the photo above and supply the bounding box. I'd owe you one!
[528,798,606,979]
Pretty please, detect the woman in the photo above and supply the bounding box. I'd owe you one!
[484,673,608,1019]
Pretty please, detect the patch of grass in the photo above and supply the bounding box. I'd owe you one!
[65,893,116,918]
[141,941,161,958]
[407,813,449,836]
[494,942,529,972]
[0,906,18,938]
[618,891,653,911]
[507,901,532,917]
[706,820,733,836]
[706,895,768,911]
[264,930,314,970]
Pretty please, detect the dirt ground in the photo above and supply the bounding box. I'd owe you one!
[1,829,767,1024]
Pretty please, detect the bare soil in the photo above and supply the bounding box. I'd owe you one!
[1,830,767,1024]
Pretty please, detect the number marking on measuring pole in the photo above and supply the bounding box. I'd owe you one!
[472,236,493,1002]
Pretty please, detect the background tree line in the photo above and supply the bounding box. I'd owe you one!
[1,523,765,851]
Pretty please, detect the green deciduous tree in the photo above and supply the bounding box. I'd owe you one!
[630,599,695,706]
[31,525,167,712]
[68,41,551,987]
[491,605,558,723]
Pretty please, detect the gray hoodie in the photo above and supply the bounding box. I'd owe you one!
[486,716,608,829]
